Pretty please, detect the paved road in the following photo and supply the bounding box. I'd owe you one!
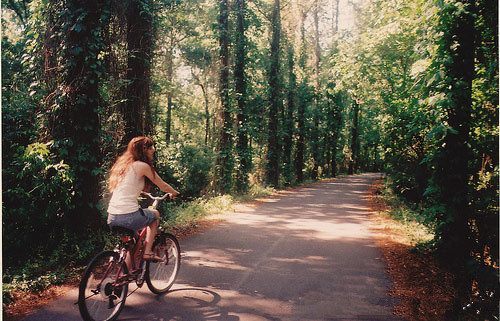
[22,173,403,321]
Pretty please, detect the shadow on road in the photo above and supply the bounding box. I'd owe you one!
[21,173,401,321]
[131,173,401,320]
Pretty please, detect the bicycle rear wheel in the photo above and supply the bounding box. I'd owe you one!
[78,251,128,321]
[146,233,181,294]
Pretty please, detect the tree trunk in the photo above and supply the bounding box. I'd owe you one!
[215,0,233,194]
[334,0,339,33]
[348,101,359,175]
[330,93,343,177]
[52,0,105,231]
[43,2,58,96]
[283,44,296,185]
[235,0,251,193]
[165,45,174,145]
[294,9,308,183]
[325,85,342,177]
[123,0,153,144]
[266,0,281,187]
[200,83,210,146]
[311,1,321,179]
[433,0,476,315]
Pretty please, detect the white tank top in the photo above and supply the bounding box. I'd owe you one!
[107,162,145,214]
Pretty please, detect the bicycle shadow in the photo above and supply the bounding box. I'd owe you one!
[118,287,241,321]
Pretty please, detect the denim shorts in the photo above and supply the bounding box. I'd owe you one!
[107,208,157,232]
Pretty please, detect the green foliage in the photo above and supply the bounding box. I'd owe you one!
[2,0,497,315]
[156,143,214,199]
[380,179,436,248]
[3,272,63,305]
[159,183,273,228]
[160,194,234,227]
[337,0,498,315]
[3,142,76,266]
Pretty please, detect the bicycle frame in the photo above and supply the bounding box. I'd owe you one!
[78,192,178,321]
[109,193,172,287]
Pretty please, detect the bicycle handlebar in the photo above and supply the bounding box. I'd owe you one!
[140,192,172,209]
[141,192,172,201]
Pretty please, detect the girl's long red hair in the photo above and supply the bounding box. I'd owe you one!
[108,136,156,192]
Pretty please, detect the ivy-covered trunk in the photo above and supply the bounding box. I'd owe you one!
[265,0,281,187]
[325,84,342,177]
[165,45,174,145]
[348,101,359,175]
[215,0,233,194]
[282,44,296,185]
[294,10,308,183]
[432,0,476,313]
[311,1,321,179]
[52,0,105,231]
[235,0,251,193]
[123,0,154,143]
[201,83,210,146]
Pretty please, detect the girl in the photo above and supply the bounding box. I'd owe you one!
[107,136,179,261]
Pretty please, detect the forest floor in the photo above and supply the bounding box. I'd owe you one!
[367,179,456,321]
[3,177,455,321]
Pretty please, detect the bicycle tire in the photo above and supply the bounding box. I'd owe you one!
[146,233,181,294]
[78,250,129,321]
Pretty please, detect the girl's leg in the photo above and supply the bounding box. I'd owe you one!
[144,209,160,256]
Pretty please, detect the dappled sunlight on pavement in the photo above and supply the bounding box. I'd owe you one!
[167,173,402,320]
[20,173,402,321]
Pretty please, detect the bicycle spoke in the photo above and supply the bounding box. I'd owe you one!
[78,251,129,321]
[146,234,180,294]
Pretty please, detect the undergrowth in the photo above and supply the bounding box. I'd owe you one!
[378,178,436,249]
[2,184,275,306]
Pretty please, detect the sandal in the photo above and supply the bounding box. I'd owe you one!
[143,253,163,262]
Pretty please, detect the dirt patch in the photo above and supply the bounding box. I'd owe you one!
[169,218,223,240]
[367,180,455,321]
[3,279,79,321]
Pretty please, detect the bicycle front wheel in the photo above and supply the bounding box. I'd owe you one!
[78,251,128,321]
[146,233,181,294]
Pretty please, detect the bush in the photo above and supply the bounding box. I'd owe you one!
[156,143,214,199]
[3,141,76,269]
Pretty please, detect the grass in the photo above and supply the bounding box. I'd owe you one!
[161,184,275,229]
[162,194,235,227]
[375,179,435,247]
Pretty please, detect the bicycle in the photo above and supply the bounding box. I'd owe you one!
[77,192,181,321]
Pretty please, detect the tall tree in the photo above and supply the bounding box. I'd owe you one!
[310,0,322,178]
[282,43,296,185]
[215,0,233,193]
[50,0,106,231]
[348,100,359,175]
[165,43,174,144]
[431,0,476,313]
[332,0,339,34]
[235,0,251,193]
[265,0,282,187]
[122,0,154,144]
[324,84,343,177]
[294,6,309,183]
